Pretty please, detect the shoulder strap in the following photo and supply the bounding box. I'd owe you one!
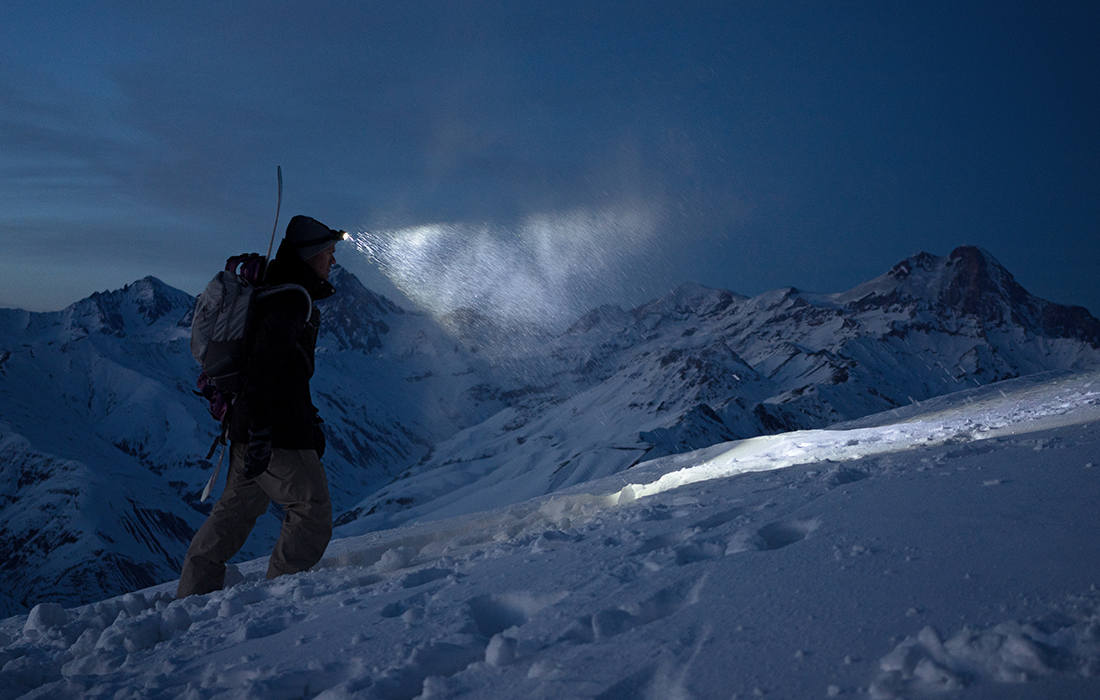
[254,283,313,322]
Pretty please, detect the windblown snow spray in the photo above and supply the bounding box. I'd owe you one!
[346,204,661,334]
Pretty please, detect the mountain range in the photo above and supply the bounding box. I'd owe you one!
[1,245,1097,615]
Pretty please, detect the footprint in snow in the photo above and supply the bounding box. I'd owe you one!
[631,529,728,571]
[380,591,429,621]
[826,467,869,487]
[631,532,679,557]
[399,567,454,589]
[231,611,304,642]
[630,508,752,569]
[727,518,820,554]
[466,590,567,639]
[690,506,746,531]
[333,589,569,696]
[672,541,726,565]
[559,577,704,644]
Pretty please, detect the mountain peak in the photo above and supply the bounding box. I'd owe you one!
[886,250,938,280]
[317,264,406,352]
[635,283,744,320]
[939,245,1028,318]
[842,247,1017,314]
[327,265,403,315]
[565,304,631,335]
[838,247,1100,344]
[63,276,194,338]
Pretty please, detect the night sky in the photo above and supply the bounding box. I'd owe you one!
[2,1,1097,318]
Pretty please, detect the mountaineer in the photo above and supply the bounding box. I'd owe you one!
[177,215,345,597]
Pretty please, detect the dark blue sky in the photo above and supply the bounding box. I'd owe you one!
[2,1,1097,316]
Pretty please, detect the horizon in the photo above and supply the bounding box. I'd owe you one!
[6,243,1098,326]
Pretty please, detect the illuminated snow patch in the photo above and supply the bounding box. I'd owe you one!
[610,376,1100,505]
[610,425,933,505]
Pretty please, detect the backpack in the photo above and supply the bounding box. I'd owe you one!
[190,253,312,500]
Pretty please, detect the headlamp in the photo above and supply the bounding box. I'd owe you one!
[296,229,350,248]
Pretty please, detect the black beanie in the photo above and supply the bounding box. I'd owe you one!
[284,215,341,260]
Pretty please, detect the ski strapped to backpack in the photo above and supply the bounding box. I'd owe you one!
[190,252,312,501]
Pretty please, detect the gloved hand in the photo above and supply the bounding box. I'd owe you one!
[244,427,273,479]
[312,417,326,458]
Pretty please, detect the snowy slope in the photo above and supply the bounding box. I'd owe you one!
[341,247,1100,532]
[2,370,1098,699]
[0,422,206,617]
[0,278,212,617]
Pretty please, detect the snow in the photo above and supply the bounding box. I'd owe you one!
[4,250,1098,616]
[340,249,1100,539]
[1,370,1098,698]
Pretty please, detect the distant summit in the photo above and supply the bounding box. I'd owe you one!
[0,275,193,345]
[839,246,1100,346]
[320,265,404,352]
[77,275,194,332]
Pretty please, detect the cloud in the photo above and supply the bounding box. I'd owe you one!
[0,67,135,193]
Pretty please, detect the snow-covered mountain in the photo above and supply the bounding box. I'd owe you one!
[3,369,1098,699]
[0,277,208,617]
[1,247,1098,615]
[0,270,496,616]
[340,246,1100,532]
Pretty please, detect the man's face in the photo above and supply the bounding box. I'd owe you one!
[307,244,336,281]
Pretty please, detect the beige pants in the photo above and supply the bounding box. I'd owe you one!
[176,443,332,598]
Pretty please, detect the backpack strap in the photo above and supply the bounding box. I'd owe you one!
[254,283,313,322]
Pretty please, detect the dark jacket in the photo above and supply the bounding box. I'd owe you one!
[229,240,335,448]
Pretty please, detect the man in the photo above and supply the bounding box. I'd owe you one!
[177,215,344,598]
